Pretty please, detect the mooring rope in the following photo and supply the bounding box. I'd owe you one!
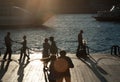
[88,47,111,53]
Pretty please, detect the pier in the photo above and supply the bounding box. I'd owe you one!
[0,52,120,82]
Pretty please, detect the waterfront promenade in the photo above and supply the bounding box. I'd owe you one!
[0,52,120,82]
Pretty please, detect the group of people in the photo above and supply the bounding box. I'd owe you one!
[42,36,58,58]
[1,29,86,82]
[2,32,30,62]
[42,29,87,82]
[42,36,74,82]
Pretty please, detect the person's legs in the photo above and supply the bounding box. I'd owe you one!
[8,48,12,60]
[8,52,12,60]
[24,50,30,60]
[65,76,71,82]
[3,51,7,60]
[25,53,30,60]
[56,77,63,82]
[19,49,23,61]
[3,48,8,60]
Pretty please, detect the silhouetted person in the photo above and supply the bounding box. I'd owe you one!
[3,32,13,61]
[77,30,83,51]
[55,50,74,82]
[42,38,50,71]
[49,37,58,56]
[42,38,50,58]
[19,35,30,62]
[48,55,57,82]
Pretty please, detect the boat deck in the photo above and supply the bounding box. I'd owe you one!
[0,52,120,82]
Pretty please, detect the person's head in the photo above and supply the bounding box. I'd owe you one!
[80,30,83,33]
[49,36,54,41]
[23,35,26,40]
[7,32,10,36]
[44,38,48,43]
[60,50,66,57]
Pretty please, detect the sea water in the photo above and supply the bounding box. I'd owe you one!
[0,14,120,54]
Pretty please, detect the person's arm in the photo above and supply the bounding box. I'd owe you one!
[67,57,74,68]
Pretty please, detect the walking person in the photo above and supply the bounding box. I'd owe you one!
[55,50,74,82]
[19,35,30,62]
[49,37,58,56]
[3,32,13,61]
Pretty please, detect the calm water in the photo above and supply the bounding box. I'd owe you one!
[0,14,120,54]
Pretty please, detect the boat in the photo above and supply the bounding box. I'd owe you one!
[93,4,120,21]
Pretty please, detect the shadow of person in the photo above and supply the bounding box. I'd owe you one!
[78,55,108,82]
[17,55,29,82]
[0,61,11,81]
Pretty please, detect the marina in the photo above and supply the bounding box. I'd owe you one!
[0,1,120,82]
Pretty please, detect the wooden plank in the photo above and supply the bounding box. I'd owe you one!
[0,53,120,82]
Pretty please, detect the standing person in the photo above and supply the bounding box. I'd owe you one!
[19,35,30,62]
[77,30,83,51]
[42,38,50,70]
[42,38,50,58]
[49,37,58,56]
[3,32,13,61]
[55,50,74,82]
[48,55,57,82]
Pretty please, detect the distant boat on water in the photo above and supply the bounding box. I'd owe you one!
[93,5,120,21]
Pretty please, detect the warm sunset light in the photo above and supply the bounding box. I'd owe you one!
[25,0,53,13]
[0,0,120,82]
[24,0,55,24]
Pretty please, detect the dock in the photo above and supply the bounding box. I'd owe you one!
[0,52,120,82]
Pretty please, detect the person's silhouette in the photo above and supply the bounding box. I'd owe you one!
[49,37,58,56]
[42,38,50,70]
[3,32,13,61]
[77,30,83,51]
[42,38,50,58]
[48,55,57,82]
[55,50,74,82]
[19,35,30,62]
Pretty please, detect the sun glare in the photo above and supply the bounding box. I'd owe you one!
[25,0,49,13]
[24,0,55,22]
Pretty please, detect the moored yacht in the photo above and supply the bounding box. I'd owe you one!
[93,4,120,21]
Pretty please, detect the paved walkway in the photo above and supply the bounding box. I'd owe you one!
[0,52,120,82]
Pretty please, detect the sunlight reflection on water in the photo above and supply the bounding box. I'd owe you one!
[0,14,120,54]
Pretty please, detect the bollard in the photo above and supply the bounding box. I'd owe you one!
[86,46,89,55]
[111,45,119,56]
[0,51,1,56]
